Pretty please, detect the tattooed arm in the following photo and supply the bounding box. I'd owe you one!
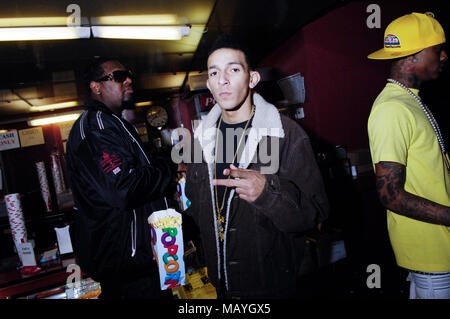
[375,161,450,226]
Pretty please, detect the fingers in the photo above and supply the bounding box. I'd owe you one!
[215,165,264,203]
[213,178,240,187]
[217,165,259,185]
[227,166,253,179]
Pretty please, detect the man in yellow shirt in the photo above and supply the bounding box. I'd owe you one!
[367,12,450,299]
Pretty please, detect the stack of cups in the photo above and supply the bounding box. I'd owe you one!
[50,154,66,194]
[5,193,28,250]
[36,162,52,212]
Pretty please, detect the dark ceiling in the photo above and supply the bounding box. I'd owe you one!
[0,0,342,123]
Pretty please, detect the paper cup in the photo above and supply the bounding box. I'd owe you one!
[50,154,66,194]
[36,162,52,212]
[5,193,27,245]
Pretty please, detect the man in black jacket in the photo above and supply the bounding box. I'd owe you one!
[67,57,174,298]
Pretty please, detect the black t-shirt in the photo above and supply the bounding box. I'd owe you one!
[214,116,253,219]
[214,115,253,293]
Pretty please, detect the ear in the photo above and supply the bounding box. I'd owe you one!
[249,70,261,89]
[90,81,100,95]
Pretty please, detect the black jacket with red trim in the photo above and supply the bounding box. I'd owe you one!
[66,99,173,283]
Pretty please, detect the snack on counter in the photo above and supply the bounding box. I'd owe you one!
[148,209,185,290]
[65,278,101,299]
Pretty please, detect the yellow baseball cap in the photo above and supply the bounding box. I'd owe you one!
[368,12,446,60]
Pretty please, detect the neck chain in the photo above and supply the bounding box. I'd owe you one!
[214,105,255,241]
[387,79,450,172]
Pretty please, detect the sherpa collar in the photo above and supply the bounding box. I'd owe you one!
[192,93,285,288]
[193,92,285,168]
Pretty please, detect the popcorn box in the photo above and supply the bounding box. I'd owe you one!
[148,209,185,290]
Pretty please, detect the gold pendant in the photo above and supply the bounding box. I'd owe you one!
[217,219,224,241]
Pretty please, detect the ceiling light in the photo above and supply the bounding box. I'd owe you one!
[0,26,91,41]
[92,15,179,25]
[0,16,90,27]
[30,101,79,112]
[139,72,187,89]
[91,26,190,40]
[0,17,69,27]
[135,101,153,107]
[28,113,82,126]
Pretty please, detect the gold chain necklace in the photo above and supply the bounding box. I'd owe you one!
[214,105,254,241]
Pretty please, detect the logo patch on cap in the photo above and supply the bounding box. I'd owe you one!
[384,34,401,48]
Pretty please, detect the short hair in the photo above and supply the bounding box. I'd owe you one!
[83,56,121,93]
[207,34,253,70]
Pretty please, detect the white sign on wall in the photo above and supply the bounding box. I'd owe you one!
[0,130,21,151]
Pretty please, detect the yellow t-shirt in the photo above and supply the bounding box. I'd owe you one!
[368,83,450,272]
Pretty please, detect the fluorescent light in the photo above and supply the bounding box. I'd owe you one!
[135,101,153,107]
[0,16,90,27]
[91,26,190,40]
[0,17,69,27]
[28,113,81,126]
[0,26,91,41]
[30,101,79,112]
[92,15,179,25]
[139,72,187,89]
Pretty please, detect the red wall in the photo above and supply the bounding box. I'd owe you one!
[259,1,424,151]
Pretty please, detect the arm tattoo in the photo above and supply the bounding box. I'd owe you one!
[375,161,450,226]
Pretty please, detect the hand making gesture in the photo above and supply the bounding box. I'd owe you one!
[213,164,266,203]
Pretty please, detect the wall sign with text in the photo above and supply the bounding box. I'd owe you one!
[0,130,21,151]
[18,127,45,148]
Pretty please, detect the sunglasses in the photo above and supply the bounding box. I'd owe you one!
[95,70,134,83]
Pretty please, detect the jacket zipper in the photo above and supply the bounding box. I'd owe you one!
[131,209,137,257]
[222,189,236,292]
[112,114,150,258]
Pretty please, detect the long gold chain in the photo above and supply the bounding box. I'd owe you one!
[214,106,254,241]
